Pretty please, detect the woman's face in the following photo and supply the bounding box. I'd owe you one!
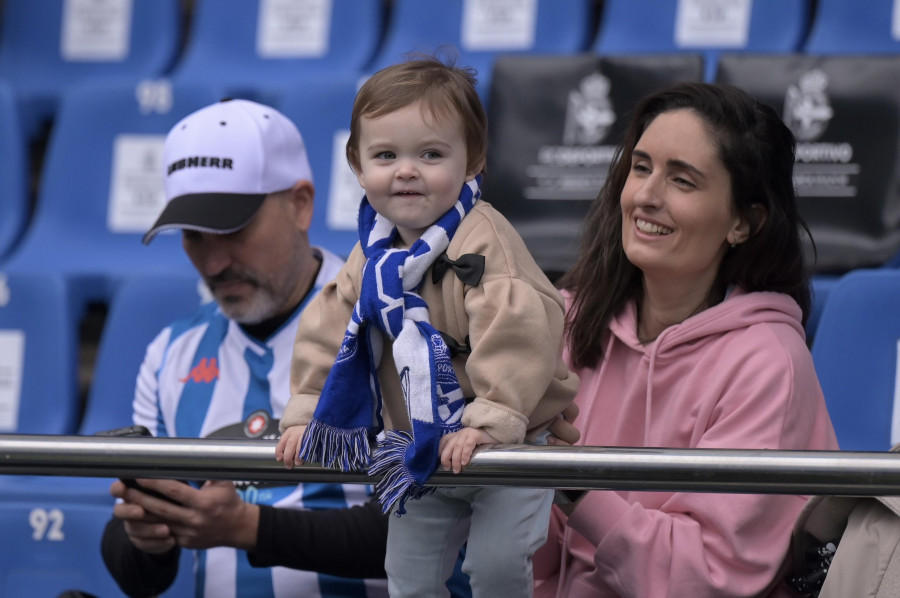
[620,109,747,294]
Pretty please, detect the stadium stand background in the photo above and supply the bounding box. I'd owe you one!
[1,0,900,595]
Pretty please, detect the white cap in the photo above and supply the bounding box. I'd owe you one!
[143,98,312,244]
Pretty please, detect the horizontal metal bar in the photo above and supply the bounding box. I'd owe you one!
[2,435,900,495]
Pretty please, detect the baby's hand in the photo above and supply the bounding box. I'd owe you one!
[275,424,307,469]
[439,427,498,474]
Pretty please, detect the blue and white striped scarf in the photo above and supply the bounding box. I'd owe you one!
[299,177,481,515]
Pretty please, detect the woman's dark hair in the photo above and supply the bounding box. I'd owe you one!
[560,81,812,370]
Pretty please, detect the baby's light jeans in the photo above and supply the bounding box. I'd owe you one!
[385,485,553,598]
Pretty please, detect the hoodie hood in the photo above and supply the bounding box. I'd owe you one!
[604,287,806,444]
[608,287,804,362]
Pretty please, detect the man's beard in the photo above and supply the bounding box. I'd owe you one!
[206,268,282,324]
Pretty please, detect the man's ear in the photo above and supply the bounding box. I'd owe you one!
[289,180,315,232]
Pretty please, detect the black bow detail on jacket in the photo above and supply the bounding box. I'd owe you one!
[439,332,471,357]
[431,253,485,287]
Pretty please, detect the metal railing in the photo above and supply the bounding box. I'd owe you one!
[2,434,900,495]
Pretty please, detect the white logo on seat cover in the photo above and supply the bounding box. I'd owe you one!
[784,69,834,142]
[563,73,616,146]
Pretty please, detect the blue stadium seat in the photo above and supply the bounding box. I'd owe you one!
[0,271,78,435]
[887,249,900,269]
[78,271,208,436]
[804,0,900,53]
[811,269,900,451]
[0,0,182,139]
[368,0,596,101]
[594,0,813,82]
[169,0,385,107]
[807,274,841,343]
[0,78,219,323]
[277,76,363,258]
[0,489,127,597]
[0,272,116,595]
[0,80,28,262]
[0,272,206,597]
[0,472,196,597]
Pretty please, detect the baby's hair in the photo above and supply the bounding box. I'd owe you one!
[346,53,487,176]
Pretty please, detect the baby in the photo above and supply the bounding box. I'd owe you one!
[276,55,578,597]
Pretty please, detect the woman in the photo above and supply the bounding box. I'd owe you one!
[534,82,838,597]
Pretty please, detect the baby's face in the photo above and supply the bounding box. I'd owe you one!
[354,100,474,247]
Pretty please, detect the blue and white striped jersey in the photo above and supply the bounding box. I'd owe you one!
[133,247,388,598]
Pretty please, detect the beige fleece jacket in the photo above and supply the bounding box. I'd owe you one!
[282,201,578,444]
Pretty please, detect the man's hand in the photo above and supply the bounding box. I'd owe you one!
[547,402,580,446]
[110,479,178,554]
[439,427,498,474]
[275,424,307,469]
[110,478,259,553]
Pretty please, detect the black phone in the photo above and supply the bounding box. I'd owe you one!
[94,425,186,505]
[93,424,152,438]
[119,478,187,505]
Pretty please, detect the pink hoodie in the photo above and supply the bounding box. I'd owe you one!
[534,288,838,598]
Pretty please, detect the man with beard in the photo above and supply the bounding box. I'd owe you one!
[99,99,391,598]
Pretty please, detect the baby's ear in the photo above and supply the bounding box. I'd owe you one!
[466,159,485,181]
[354,168,366,190]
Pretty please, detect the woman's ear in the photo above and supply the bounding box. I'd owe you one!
[732,203,768,245]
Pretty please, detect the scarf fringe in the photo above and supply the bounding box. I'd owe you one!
[369,429,433,516]
[297,419,371,471]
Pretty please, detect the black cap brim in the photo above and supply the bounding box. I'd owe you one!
[142,192,267,244]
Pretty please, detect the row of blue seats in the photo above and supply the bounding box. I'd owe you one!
[1,264,899,595]
[2,0,899,281]
[3,0,900,271]
[2,0,900,142]
[0,0,591,140]
[3,49,900,329]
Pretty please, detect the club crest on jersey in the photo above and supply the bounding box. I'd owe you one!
[244,410,270,438]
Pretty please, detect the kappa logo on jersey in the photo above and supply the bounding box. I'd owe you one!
[180,357,219,383]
